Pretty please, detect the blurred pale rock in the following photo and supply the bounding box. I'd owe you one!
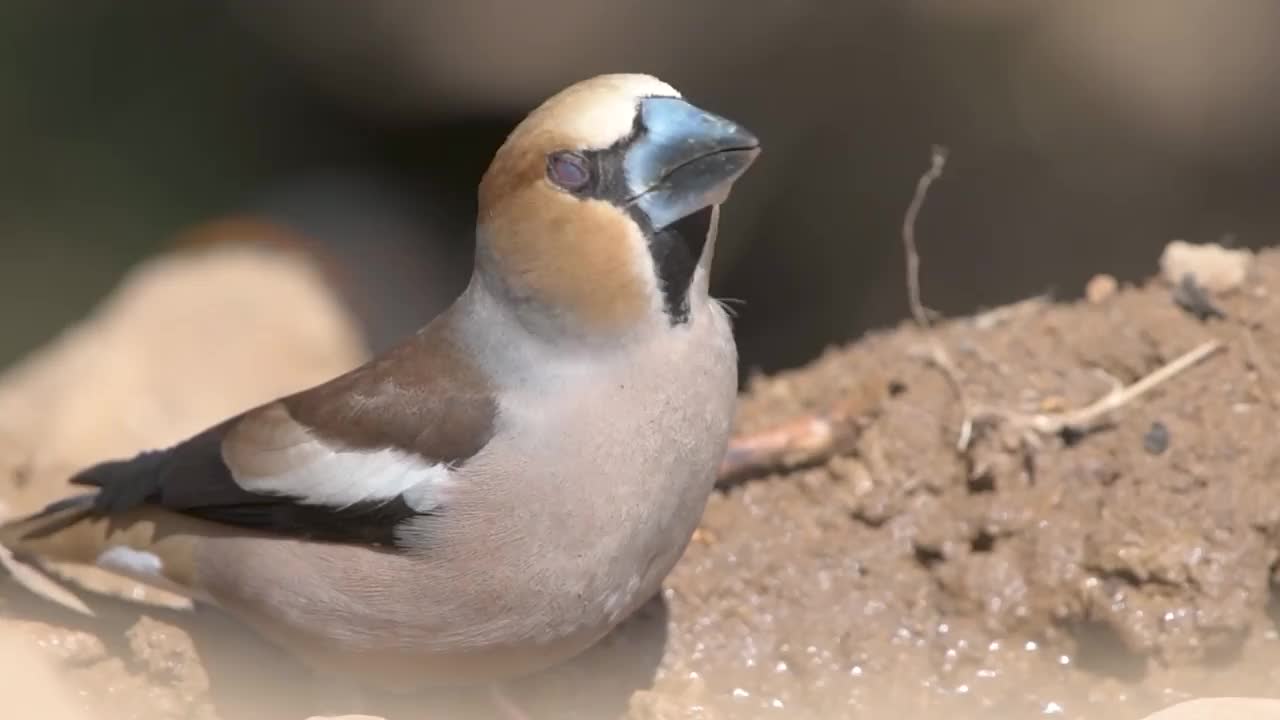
[0,243,368,503]
[1141,698,1280,719]
[0,244,368,607]
[0,631,94,720]
[628,674,720,720]
[1085,273,1118,303]
[1160,240,1252,294]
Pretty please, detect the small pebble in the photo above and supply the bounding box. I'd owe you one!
[1172,274,1226,321]
[1039,395,1066,413]
[1085,274,1118,303]
[1143,421,1170,455]
[1159,240,1251,294]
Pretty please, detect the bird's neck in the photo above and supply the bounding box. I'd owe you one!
[455,254,716,381]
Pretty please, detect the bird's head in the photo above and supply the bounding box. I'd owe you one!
[475,73,759,340]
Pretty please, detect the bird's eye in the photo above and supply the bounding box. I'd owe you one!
[547,152,590,191]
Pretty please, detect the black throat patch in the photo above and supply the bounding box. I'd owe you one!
[641,206,712,324]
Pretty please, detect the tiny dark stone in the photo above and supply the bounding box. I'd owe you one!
[970,529,997,553]
[1059,421,1115,447]
[1059,426,1087,447]
[887,380,908,397]
[913,543,945,569]
[1143,421,1170,455]
[967,472,996,494]
[1172,273,1226,321]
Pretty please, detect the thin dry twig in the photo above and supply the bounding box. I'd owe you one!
[907,344,974,450]
[968,339,1223,442]
[904,146,949,329]
[896,147,1223,451]
[717,416,835,485]
[900,146,979,449]
[915,320,1222,451]
[716,400,874,487]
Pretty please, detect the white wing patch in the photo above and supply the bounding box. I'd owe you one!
[226,435,453,513]
[222,403,456,513]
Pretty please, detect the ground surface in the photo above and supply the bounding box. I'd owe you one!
[3,244,1280,719]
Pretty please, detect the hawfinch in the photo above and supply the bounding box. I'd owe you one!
[1,73,760,692]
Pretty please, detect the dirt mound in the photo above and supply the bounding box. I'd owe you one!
[631,247,1280,719]
[3,242,1280,720]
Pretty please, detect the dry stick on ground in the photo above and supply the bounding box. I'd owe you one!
[715,145,1226,484]
[903,146,949,329]
[921,339,1224,451]
[716,397,875,487]
[898,146,982,449]
[967,340,1222,439]
[898,149,1224,451]
[908,344,977,451]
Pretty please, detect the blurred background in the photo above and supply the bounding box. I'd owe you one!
[3,0,1280,377]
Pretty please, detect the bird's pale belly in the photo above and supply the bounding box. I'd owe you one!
[195,492,702,690]
[195,531,627,689]
[195,425,723,690]
[481,349,734,637]
[195,307,737,690]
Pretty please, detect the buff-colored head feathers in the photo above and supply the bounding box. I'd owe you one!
[472,73,757,342]
[475,74,681,338]
[479,74,680,220]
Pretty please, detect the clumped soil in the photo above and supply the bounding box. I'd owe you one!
[4,246,1280,720]
[632,249,1280,720]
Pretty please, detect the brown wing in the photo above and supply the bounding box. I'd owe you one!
[68,314,497,546]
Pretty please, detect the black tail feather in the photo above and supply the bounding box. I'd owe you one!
[68,450,167,513]
[17,495,96,541]
[0,493,96,543]
[0,496,98,617]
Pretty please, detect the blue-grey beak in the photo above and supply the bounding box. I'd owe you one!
[624,97,760,230]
